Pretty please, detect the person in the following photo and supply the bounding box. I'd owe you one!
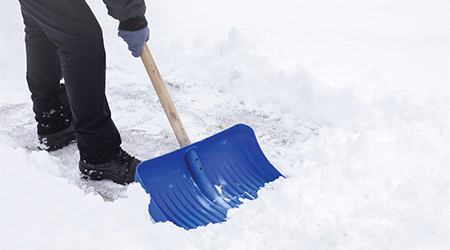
[18,0,150,185]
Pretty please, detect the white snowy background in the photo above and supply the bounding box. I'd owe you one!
[1,0,449,249]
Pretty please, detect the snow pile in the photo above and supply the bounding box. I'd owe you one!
[1,0,449,249]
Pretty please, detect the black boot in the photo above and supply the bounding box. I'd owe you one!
[38,125,76,151]
[79,148,141,185]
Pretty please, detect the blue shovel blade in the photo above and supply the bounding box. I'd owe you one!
[135,124,283,230]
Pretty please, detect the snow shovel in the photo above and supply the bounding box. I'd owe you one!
[135,43,284,230]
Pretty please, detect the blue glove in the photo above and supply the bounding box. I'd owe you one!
[118,27,150,57]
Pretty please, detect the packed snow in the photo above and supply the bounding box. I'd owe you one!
[1,0,449,249]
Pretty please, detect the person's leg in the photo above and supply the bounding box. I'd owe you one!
[19,0,121,163]
[21,7,72,136]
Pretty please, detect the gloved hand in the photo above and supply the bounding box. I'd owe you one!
[118,27,150,57]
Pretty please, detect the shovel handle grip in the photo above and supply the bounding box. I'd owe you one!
[140,43,191,147]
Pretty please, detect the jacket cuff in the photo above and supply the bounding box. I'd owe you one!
[119,16,148,31]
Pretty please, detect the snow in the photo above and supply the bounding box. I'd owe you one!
[1,0,449,249]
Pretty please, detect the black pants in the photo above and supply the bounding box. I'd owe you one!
[19,0,121,163]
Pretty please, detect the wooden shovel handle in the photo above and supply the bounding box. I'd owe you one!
[140,43,191,147]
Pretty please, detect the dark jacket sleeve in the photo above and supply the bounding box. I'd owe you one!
[102,0,148,31]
